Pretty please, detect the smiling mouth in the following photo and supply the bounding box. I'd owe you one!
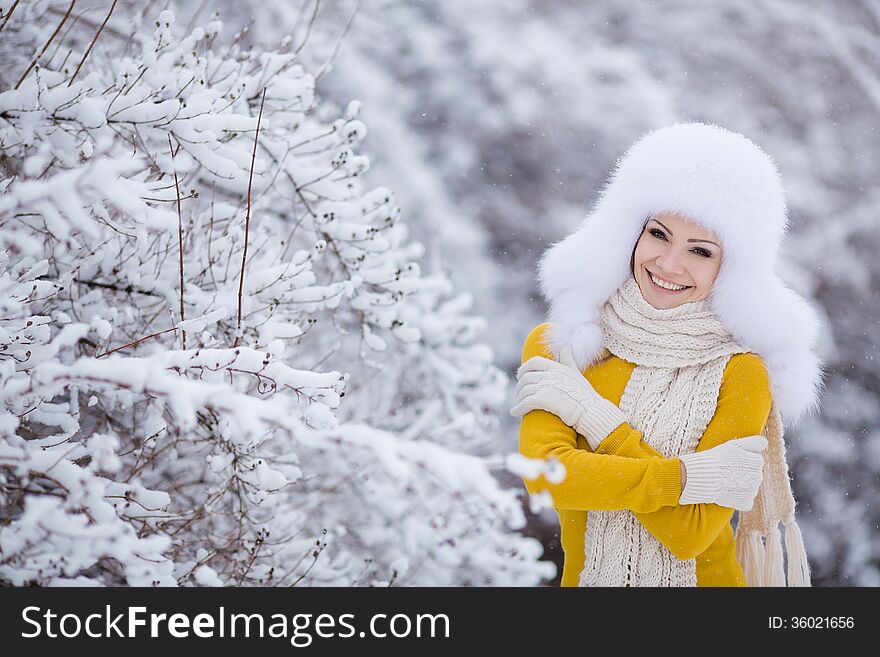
[646,268,693,293]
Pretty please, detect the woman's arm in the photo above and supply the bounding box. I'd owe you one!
[518,406,682,513]
[595,353,773,560]
[518,325,682,513]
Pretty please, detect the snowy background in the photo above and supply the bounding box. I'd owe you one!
[1,0,877,586]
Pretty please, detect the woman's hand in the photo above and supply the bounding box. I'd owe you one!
[678,435,767,511]
[511,346,627,450]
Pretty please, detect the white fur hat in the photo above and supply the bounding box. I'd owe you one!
[537,122,826,427]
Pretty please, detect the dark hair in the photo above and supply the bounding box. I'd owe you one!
[630,215,652,278]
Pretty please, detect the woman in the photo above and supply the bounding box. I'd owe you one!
[511,122,825,587]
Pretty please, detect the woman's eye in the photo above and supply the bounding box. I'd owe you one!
[650,228,713,258]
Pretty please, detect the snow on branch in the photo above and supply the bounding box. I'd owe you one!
[0,3,552,586]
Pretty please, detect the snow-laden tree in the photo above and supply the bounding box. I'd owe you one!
[0,1,554,586]
[236,0,878,586]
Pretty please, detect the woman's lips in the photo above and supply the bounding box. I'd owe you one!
[646,268,691,295]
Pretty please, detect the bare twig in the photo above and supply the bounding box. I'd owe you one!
[235,86,267,346]
[15,0,77,90]
[74,278,159,297]
[168,134,186,349]
[0,0,21,35]
[184,0,210,35]
[95,326,177,358]
[68,0,117,87]
[315,0,364,81]
[236,531,265,586]
[45,2,126,41]
[294,0,321,54]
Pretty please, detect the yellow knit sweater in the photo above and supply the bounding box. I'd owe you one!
[518,322,773,587]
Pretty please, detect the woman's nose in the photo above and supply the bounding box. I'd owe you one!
[656,250,685,275]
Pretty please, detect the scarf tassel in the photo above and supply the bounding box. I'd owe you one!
[784,518,812,586]
[735,528,765,587]
[763,523,786,586]
[734,521,812,587]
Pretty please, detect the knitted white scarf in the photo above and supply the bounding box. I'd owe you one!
[578,275,811,587]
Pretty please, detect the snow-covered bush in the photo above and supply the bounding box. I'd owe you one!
[0,1,554,586]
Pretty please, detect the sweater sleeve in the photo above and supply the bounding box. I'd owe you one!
[517,323,682,513]
[594,352,773,560]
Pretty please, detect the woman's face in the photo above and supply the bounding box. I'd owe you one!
[633,211,723,309]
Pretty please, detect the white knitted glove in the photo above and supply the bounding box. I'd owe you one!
[511,346,627,450]
[678,435,768,511]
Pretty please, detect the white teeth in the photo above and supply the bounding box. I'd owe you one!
[649,271,688,291]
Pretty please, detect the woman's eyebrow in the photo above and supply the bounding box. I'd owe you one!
[652,219,720,247]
